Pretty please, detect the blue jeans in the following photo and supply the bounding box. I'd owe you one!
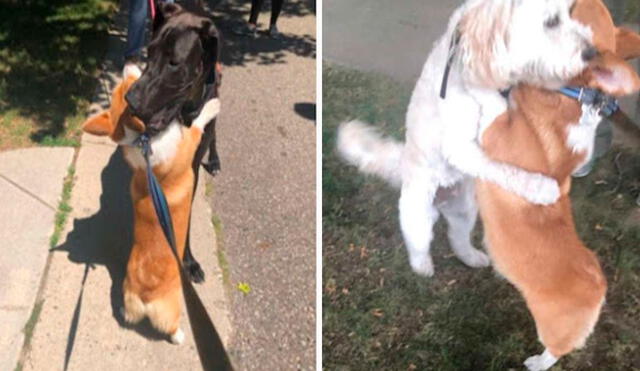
[125,0,174,59]
[124,0,148,59]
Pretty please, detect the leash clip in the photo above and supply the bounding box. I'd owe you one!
[134,133,153,158]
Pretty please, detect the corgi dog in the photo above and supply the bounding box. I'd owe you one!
[81,65,221,344]
[476,1,640,369]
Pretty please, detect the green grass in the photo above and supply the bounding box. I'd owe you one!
[212,213,231,287]
[14,299,45,371]
[0,0,117,150]
[50,166,75,248]
[322,62,640,370]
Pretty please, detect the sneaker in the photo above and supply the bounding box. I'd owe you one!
[572,160,594,178]
[123,55,144,71]
[232,23,257,37]
[268,25,282,39]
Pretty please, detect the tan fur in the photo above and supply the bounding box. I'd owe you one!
[477,0,640,360]
[81,73,208,340]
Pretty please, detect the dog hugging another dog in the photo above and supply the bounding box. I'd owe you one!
[337,0,640,369]
[81,1,221,345]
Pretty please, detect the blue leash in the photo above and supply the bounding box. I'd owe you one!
[137,133,180,260]
[557,86,619,117]
[135,133,233,371]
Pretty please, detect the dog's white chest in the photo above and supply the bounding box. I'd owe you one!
[122,120,183,169]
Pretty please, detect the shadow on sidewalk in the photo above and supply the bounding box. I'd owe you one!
[208,0,316,66]
[51,148,167,368]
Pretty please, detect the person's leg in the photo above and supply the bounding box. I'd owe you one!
[268,0,284,38]
[248,0,264,25]
[125,0,149,61]
[233,0,262,36]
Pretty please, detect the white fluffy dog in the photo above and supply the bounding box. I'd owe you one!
[337,0,594,276]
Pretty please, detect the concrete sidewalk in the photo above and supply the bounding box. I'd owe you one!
[12,1,231,370]
[0,147,74,371]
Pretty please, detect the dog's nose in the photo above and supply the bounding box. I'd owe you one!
[581,46,598,62]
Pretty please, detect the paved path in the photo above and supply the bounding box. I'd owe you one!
[18,1,231,370]
[323,0,458,83]
[208,0,316,369]
[324,0,640,120]
[0,147,74,371]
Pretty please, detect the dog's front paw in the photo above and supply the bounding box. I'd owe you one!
[184,260,206,283]
[521,173,560,205]
[409,255,434,277]
[524,350,558,371]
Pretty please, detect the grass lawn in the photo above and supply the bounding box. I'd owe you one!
[322,62,640,370]
[0,0,117,150]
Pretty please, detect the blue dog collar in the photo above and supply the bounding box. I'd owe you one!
[557,86,619,117]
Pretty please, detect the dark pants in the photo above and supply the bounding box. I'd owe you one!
[125,0,174,59]
[248,0,284,27]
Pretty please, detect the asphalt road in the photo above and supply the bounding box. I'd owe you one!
[207,1,316,370]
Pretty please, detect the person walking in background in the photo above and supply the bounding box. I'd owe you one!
[124,0,174,67]
[124,0,149,66]
[233,0,285,39]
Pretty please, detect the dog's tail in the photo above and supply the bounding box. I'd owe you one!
[336,120,403,187]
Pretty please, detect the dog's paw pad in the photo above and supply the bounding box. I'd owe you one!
[170,328,185,345]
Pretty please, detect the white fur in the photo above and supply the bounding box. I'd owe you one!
[337,0,592,276]
[120,98,221,170]
[524,349,558,371]
[170,328,185,345]
[123,63,142,80]
[122,120,183,169]
[566,104,601,170]
[193,98,221,131]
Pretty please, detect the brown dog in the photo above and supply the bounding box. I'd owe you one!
[81,65,220,343]
[476,1,640,369]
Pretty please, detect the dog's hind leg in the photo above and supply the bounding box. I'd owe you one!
[146,288,184,345]
[438,178,490,268]
[399,175,439,277]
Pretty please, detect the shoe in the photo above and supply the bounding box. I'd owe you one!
[572,160,594,178]
[268,25,282,39]
[232,23,257,37]
[123,55,144,71]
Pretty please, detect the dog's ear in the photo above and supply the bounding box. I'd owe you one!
[587,51,640,96]
[616,27,640,60]
[82,111,113,136]
[457,1,511,88]
[153,2,183,33]
[199,18,221,84]
[199,18,220,44]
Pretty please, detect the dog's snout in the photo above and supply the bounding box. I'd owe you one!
[125,89,141,115]
[581,46,598,62]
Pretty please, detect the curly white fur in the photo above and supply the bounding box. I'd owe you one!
[337,0,593,276]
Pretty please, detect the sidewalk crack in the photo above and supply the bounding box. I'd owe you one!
[0,173,57,212]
